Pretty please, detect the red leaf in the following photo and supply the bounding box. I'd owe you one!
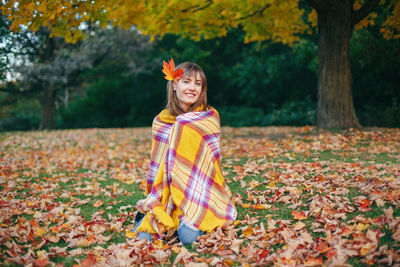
[304,256,323,266]
[36,257,50,267]
[315,238,329,253]
[325,247,337,260]
[359,198,371,209]
[73,254,96,267]
[256,249,271,264]
[28,229,35,241]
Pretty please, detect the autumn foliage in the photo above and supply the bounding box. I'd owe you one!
[1,0,399,43]
[1,126,400,265]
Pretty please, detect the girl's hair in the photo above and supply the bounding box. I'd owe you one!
[166,61,208,116]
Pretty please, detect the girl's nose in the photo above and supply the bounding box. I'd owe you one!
[188,82,196,89]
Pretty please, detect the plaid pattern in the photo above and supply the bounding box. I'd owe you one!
[136,107,237,234]
[146,122,173,195]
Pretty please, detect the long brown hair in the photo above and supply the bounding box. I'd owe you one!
[166,61,208,116]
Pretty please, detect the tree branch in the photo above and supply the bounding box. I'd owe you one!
[351,0,380,25]
[234,3,271,21]
[181,0,213,13]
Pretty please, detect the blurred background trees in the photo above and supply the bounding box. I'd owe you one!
[0,18,155,130]
[0,1,399,130]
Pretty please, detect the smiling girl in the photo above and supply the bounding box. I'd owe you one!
[166,61,208,115]
[131,59,236,245]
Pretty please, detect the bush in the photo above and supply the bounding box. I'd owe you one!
[357,98,400,127]
[218,97,316,127]
[0,97,41,131]
[59,74,137,128]
[263,96,316,126]
[219,106,265,126]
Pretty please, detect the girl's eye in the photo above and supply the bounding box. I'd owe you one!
[196,83,201,86]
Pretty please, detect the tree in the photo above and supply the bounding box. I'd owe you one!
[0,17,70,129]
[307,0,378,128]
[0,18,154,129]
[1,0,399,128]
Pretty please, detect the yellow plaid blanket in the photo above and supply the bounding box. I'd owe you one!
[135,107,237,235]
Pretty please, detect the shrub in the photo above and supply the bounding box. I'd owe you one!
[0,97,41,131]
[218,97,316,127]
[218,106,265,126]
[263,96,316,126]
[357,98,400,127]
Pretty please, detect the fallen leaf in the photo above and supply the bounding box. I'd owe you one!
[46,235,60,243]
[93,200,103,208]
[242,225,254,237]
[292,210,307,220]
[34,227,46,237]
[303,256,323,266]
[74,254,96,267]
[231,239,244,254]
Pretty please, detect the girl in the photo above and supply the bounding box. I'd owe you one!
[132,59,237,245]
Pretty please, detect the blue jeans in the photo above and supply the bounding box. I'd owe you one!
[178,223,205,245]
[132,217,204,245]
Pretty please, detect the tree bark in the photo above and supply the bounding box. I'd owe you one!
[315,1,361,129]
[39,87,56,130]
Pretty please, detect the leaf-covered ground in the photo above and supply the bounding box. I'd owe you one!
[1,126,399,266]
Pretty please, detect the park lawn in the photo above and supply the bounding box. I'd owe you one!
[0,126,399,266]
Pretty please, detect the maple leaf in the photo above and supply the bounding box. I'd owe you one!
[292,210,307,220]
[352,196,371,211]
[256,249,272,265]
[46,234,60,243]
[73,254,97,267]
[293,221,305,231]
[173,247,194,265]
[242,225,254,237]
[162,58,184,82]
[374,198,385,207]
[34,227,46,237]
[76,237,95,247]
[231,239,243,254]
[252,204,271,210]
[36,257,50,267]
[93,200,103,208]
[303,256,323,266]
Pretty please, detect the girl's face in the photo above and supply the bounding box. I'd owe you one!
[173,72,202,112]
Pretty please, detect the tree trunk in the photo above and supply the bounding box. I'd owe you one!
[39,87,56,130]
[316,2,361,129]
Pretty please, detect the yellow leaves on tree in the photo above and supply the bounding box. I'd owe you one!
[353,1,378,30]
[2,0,399,44]
[381,1,400,39]
[0,0,308,45]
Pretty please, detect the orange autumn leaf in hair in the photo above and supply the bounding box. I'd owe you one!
[162,58,183,82]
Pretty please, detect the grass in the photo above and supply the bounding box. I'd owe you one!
[0,127,399,266]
